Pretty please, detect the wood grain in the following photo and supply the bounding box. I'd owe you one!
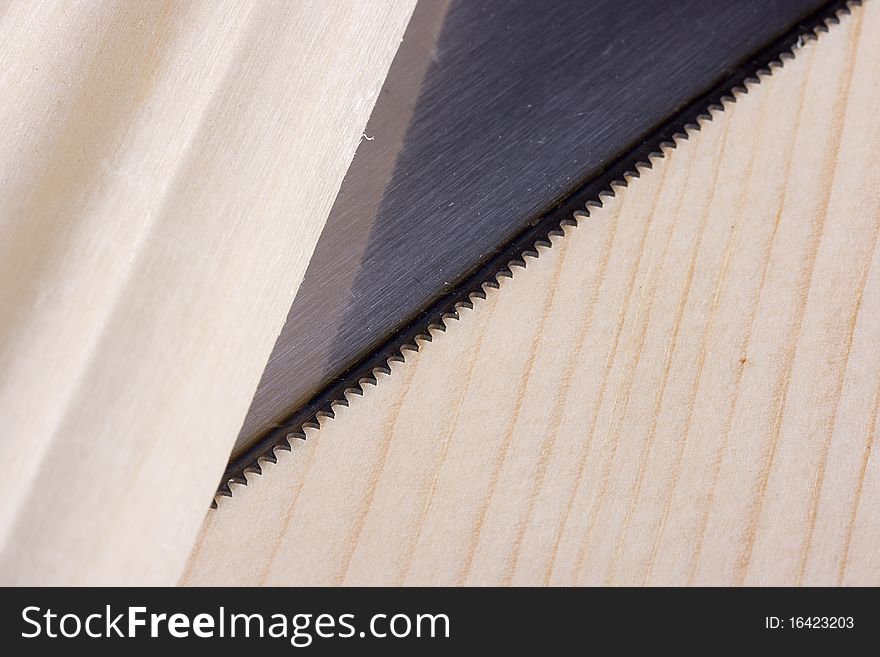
[0,0,413,585]
[183,1,880,586]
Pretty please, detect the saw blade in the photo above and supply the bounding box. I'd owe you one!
[222,0,853,496]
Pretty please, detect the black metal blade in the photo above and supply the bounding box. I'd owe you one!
[225,0,849,487]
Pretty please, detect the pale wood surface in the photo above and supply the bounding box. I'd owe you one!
[184,2,879,586]
[0,0,414,585]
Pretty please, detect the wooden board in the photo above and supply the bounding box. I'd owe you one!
[0,0,414,585]
[183,1,879,586]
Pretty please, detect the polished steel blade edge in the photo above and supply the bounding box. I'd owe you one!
[214,0,862,506]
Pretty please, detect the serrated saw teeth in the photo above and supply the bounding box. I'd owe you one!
[214,0,862,505]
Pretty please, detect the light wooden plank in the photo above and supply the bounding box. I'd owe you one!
[0,0,414,585]
[183,1,879,586]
